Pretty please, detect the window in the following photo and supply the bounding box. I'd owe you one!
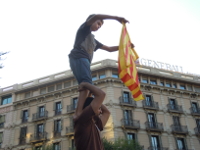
[192,102,198,113]
[48,85,54,92]
[37,124,44,138]
[172,84,177,88]
[151,136,160,149]
[73,97,78,109]
[112,72,119,78]
[142,78,148,83]
[187,85,193,91]
[22,110,28,123]
[40,88,46,94]
[180,85,186,90]
[99,73,106,79]
[124,110,132,126]
[194,86,200,92]
[150,79,157,85]
[54,120,62,133]
[64,81,71,88]
[165,82,171,87]
[196,119,200,128]
[160,81,164,86]
[0,132,3,148]
[55,102,62,115]
[148,113,156,128]
[92,75,97,81]
[145,95,153,106]
[19,127,27,144]
[127,133,135,140]
[25,92,30,98]
[39,106,45,117]
[173,116,181,126]
[56,83,62,90]
[0,115,5,128]
[53,142,61,150]
[1,95,12,105]
[169,99,176,110]
[177,138,186,150]
[123,92,130,103]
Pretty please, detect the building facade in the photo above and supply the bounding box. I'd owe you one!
[0,59,200,150]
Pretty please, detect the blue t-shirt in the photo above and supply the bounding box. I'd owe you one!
[69,22,103,63]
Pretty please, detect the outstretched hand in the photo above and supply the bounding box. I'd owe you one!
[116,17,129,24]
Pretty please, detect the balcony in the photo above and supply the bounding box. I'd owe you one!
[66,126,74,136]
[121,119,140,130]
[148,147,168,150]
[194,127,200,137]
[142,101,159,110]
[190,107,200,116]
[55,109,62,116]
[66,104,76,114]
[145,122,164,132]
[54,131,61,137]
[167,104,183,114]
[171,125,188,135]
[19,137,26,145]
[30,132,47,143]
[32,111,48,122]
[119,96,137,107]
[0,123,4,129]
[22,118,28,123]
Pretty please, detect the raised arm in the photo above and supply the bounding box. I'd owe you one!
[100,104,110,127]
[79,82,106,115]
[86,14,129,26]
[100,43,135,52]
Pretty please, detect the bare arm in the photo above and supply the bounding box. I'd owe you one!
[100,43,135,52]
[79,82,106,115]
[100,104,110,127]
[86,14,129,26]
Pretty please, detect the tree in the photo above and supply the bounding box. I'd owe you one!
[103,137,144,150]
[0,52,9,69]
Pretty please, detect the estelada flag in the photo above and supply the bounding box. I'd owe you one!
[118,24,144,101]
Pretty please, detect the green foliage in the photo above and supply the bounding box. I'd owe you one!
[31,144,53,150]
[103,137,143,150]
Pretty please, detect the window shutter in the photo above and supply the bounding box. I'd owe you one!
[53,102,56,111]
[61,99,63,109]
[174,137,178,149]
[135,133,138,142]
[151,95,154,102]
[129,110,133,120]
[35,124,37,135]
[20,110,23,119]
[129,92,133,101]
[43,123,46,133]
[0,116,2,123]
[61,119,63,130]
[28,108,30,117]
[158,135,163,148]
[148,134,152,147]
[54,120,57,131]
[184,138,188,150]
[2,115,5,123]
[37,106,39,113]
[0,132,3,142]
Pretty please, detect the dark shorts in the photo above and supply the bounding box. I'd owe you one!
[69,57,92,84]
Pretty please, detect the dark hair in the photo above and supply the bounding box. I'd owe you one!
[86,14,104,24]
[83,97,94,109]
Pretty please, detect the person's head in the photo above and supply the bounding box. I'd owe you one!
[86,14,104,32]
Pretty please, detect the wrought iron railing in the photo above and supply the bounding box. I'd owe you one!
[148,147,168,150]
[119,96,137,107]
[19,137,26,145]
[143,101,159,109]
[22,117,28,123]
[167,104,183,113]
[190,107,200,115]
[54,131,61,137]
[66,126,74,135]
[171,125,188,134]
[194,127,200,136]
[121,119,140,129]
[145,122,164,131]
[67,104,77,113]
[30,132,47,142]
[55,109,62,115]
[32,111,48,121]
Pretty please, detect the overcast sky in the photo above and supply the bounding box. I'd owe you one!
[0,0,200,88]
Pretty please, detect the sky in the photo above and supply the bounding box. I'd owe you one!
[0,0,200,88]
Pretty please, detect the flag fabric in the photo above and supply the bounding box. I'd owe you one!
[118,23,144,101]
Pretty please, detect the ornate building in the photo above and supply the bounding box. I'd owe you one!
[0,59,200,150]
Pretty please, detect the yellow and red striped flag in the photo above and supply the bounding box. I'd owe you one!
[118,24,144,101]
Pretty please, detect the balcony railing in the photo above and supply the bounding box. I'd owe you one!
[167,104,183,113]
[145,122,164,132]
[148,147,168,150]
[32,111,48,121]
[121,119,140,130]
[19,137,26,145]
[67,104,76,113]
[30,132,47,143]
[194,127,200,136]
[0,123,4,129]
[142,101,159,110]
[22,118,28,123]
[190,107,200,116]
[119,96,137,107]
[66,126,74,136]
[55,109,62,116]
[54,131,61,137]
[171,125,188,134]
